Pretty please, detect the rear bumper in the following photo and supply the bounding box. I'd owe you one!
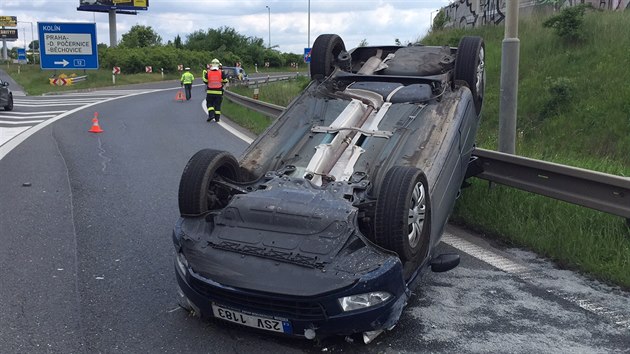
[174,252,409,339]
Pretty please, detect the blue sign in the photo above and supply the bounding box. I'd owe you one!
[17,48,27,63]
[38,22,99,70]
[303,48,312,63]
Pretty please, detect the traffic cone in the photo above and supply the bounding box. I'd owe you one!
[89,112,104,133]
[175,90,185,102]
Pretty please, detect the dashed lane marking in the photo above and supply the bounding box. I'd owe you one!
[441,232,630,331]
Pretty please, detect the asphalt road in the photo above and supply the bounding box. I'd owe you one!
[1,82,629,353]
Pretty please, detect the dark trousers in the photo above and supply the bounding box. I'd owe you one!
[206,93,223,120]
[183,84,192,100]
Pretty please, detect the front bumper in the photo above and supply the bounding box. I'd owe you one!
[174,252,409,340]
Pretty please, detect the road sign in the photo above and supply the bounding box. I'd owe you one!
[0,16,17,27]
[0,28,18,41]
[49,77,70,86]
[304,48,312,63]
[145,66,152,73]
[177,64,183,71]
[38,22,99,70]
[17,48,27,64]
[112,66,121,74]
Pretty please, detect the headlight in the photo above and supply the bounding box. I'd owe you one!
[338,292,392,312]
[176,252,188,275]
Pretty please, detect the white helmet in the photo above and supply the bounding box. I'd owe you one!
[184,67,190,70]
[211,58,221,66]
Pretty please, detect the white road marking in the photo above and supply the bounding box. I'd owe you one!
[200,99,254,144]
[0,119,45,125]
[0,86,181,160]
[0,110,66,115]
[441,232,630,331]
[0,126,30,143]
[14,102,104,107]
[0,114,57,120]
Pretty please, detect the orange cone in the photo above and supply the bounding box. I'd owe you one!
[89,112,104,133]
[175,90,185,102]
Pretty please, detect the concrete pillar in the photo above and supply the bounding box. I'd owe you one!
[108,10,117,48]
[498,0,520,154]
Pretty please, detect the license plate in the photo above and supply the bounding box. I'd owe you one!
[211,303,292,334]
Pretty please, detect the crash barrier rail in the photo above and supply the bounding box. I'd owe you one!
[472,149,630,219]
[71,75,88,83]
[224,90,630,219]
[224,87,286,119]
[228,73,300,89]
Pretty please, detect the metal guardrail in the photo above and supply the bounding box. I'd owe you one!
[228,73,301,88]
[224,90,630,219]
[224,90,284,118]
[473,148,630,219]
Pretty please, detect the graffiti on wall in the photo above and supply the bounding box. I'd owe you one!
[441,0,628,29]
[442,0,507,29]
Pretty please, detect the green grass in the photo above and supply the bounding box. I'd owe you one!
[229,76,310,106]
[423,11,630,171]
[222,100,273,135]
[2,63,182,96]
[453,180,630,287]
[423,11,630,288]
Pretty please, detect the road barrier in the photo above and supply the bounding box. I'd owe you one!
[224,90,630,220]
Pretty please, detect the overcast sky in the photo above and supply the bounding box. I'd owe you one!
[1,0,449,54]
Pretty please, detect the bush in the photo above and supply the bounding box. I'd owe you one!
[100,46,214,74]
[541,76,575,118]
[543,4,591,42]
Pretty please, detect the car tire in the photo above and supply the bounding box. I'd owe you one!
[374,166,431,264]
[178,149,240,216]
[310,34,347,80]
[4,94,13,111]
[454,36,485,114]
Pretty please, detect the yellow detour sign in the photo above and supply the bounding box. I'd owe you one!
[49,77,73,86]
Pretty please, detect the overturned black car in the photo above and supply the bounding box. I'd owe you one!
[173,33,485,343]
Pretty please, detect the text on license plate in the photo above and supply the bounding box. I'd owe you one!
[211,304,292,334]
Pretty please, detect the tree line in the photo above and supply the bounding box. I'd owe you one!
[100,25,303,73]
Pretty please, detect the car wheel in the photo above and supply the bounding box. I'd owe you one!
[374,166,431,263]
[178,149,240,216]
[310,34,347,80]
[4,94,13,111]
[454,36,485,114]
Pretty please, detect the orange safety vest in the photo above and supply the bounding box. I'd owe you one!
[207,70,223,89]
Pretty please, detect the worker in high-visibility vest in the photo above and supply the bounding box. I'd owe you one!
[205,59,228,122]
[180,67,194,101]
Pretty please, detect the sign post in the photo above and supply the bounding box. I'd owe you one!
[38,22,99,70]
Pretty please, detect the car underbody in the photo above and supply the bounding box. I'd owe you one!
[173,33,485,342]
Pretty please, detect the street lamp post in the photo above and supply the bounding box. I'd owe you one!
[265,6,271,49]
[18,21,36,64]
[429,9,439,31]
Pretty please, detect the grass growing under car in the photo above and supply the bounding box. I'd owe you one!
[223,11,630,288]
